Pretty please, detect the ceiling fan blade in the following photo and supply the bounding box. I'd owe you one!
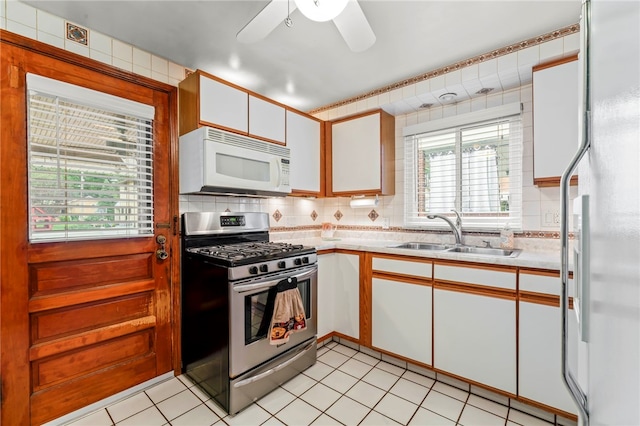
[332,0,376,52]
[237,0,297,43]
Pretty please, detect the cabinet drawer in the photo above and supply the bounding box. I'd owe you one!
[372,257,432,279]
[519,270,574,297]
[434,263,515,290]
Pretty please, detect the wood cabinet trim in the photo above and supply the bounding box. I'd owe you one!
[371,252,435,263]
[196,69,249,95]
[520,290,574,309]
[532,54,579,72]
[372,272,432,286]
[520,268,574,279]
[433,369,517,399]
[370,345,432,369]
[517,396,578,421]
[533,175,578,187]
[330,109,381,125]
[434,281,516,300]
[519,290,560,307]
[435,259,518,273]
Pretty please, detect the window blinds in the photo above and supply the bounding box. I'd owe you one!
[26,73,155,242]
[404,108,522,231]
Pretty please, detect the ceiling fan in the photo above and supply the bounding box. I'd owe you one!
[237,0,376,53]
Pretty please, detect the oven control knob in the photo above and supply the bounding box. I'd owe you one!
[278,261,286,269]
[302,257,309,264]
[294,258,302,266]
[249,266,259,275]
[260,264,268,273]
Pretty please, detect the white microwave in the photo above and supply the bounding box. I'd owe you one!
[179,127,291,197]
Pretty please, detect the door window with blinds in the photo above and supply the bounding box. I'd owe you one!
[26,74,155,242]
[404,104,522,230]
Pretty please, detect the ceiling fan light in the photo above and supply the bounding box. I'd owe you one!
[294,0,348,22]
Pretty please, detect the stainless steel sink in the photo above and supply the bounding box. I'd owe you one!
[391,242,450,250]
[389,242,521,257]
[447,246,521,257]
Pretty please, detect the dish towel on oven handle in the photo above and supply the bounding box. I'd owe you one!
[269,276,307,345]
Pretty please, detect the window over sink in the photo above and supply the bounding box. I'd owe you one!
[403,103,523,231]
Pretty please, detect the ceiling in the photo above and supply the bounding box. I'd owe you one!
[23,1,582,113]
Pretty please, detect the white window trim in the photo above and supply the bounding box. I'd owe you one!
[27,73,156,243]
[403,102,522,137]
[27,73,154,120]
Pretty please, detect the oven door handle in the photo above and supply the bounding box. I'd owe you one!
[232,341,315,388]
[232,265,317,294]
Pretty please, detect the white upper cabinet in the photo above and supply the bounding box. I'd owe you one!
[249,95,286,144]
[286,110,322,194]
[179,70,292,146]
[533,56,579,186]
[199,74,248,134]
[329,110,395,196]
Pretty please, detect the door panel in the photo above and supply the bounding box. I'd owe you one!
[1,31,178,425]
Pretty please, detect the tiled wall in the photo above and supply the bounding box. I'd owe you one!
[3,0,578,244]
[0,0,187,86]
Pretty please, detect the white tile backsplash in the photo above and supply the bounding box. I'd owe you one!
[36,10,63,37]
[90,30,112,55]
[111,38,131,61]
[7,0,36,28]
[64,38,89,57]
[539,37,564,62]
[36,30,63,49]
[7,18,35,38]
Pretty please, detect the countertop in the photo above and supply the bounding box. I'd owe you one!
[281,237,566,271]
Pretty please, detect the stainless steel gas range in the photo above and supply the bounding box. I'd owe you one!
[180,212,317,415]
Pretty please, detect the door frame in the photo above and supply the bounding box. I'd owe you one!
[0,29,181,425]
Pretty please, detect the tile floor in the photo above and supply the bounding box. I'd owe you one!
[63,341,567,426]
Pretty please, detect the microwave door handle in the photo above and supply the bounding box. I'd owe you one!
[233,265,317,293]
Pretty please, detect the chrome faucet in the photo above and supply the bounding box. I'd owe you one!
[427,209,462,245]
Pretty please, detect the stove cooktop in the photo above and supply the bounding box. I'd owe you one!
[187,241,314,264]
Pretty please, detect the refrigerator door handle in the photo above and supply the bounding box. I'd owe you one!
[560,0,591,424]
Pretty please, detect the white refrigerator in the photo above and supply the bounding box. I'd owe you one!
[562,1,640,425]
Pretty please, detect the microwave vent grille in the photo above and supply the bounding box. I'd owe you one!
[204,128,290,158]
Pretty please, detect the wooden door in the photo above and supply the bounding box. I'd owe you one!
[0,31,179,425]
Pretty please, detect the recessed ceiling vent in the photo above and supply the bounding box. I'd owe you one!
[476,87,494,95]
[419,103,433,109]
[438,92,457,102]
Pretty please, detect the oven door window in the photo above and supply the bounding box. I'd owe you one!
[245,279,311,345]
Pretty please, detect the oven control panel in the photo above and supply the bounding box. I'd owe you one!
[229,253,318,281]
[220,216,246,227]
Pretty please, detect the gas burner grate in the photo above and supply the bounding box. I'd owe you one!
[189,241,308,262]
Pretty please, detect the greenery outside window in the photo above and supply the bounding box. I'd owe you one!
[404,104,522,231]
[27,74,155,242]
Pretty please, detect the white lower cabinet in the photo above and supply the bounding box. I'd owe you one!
[317,252,360,340]
[518,270,579,415]
[519,301,578,415]
[372,278,432,365]
[434,288,517,394]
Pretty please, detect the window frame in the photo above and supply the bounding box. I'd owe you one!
[403,103,523,231]
[26,73,156,243]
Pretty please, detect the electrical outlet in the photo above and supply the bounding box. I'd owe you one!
[553,211,560,224]
[382,217,390,229]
